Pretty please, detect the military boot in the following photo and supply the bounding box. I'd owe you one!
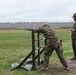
[70,57,76,60]
[64,67,70,71]
[41,67,49,71]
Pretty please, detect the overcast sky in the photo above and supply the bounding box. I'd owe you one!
[0,0,76,22]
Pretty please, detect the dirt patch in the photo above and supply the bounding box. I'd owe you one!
[42,60,76,75]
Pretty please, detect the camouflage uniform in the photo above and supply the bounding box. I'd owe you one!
[71,22,76,57]
[70,13,76,60]
[35,24,68,68]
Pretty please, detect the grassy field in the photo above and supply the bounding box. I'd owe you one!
[0,29,75,75]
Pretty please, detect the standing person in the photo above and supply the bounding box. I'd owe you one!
[70,13,76,60]
[30,23,69,71]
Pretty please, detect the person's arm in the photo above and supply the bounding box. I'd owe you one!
[34,27,44,33]
[71,24,76,32]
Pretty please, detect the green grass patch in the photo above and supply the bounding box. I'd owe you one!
[0,29,74,75]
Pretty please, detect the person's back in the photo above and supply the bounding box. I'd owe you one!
[37,24,57,40]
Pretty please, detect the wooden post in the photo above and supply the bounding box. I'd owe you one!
[32,30,35,70]
[37,32,40,66]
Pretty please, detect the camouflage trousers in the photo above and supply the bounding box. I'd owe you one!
[72,39,76,57]
[43,38,68,68]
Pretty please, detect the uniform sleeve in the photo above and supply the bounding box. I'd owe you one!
[74,25,76,29]
[72,23,76,32]
[34,27,44,33]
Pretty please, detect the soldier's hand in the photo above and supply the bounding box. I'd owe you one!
[70,28,76,32]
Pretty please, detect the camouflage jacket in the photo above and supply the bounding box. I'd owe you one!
[72,22,76,39]
[34,26,58,39]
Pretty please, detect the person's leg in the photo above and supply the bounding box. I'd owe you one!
[74,40,76,56]
[55,47,68,68]
[43,46,54,68]
[71,40,76,60]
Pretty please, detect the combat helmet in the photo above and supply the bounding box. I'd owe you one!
[42,23,49,27]
[73,13,76,18]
